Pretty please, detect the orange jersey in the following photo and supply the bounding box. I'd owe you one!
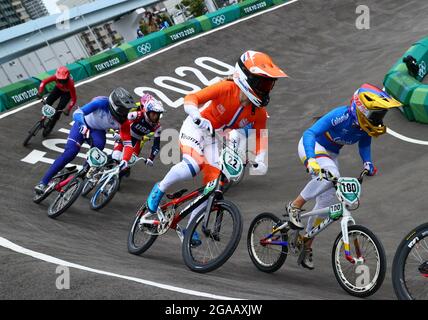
[184,80,268,153]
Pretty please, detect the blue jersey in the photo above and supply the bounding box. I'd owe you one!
[73,97,120,131]
[303,106,372,163]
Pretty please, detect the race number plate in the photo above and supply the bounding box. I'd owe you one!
[329,203,343,220]
[221,148,244,181]
[337,177,361,206]
[42,105,56,118]
[87,148,108,168]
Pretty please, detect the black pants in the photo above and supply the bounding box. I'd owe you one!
[45,86,71,122]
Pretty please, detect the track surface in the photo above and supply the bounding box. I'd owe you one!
[1,0,428,300]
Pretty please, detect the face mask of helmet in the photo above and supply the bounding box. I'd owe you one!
[238,60,276,106]
[148,111,162,123]
[366,109,388,126]
[58,78,69,85]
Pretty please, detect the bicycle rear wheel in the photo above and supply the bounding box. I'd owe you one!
[127,205,158,255]
[182,200,242,273]
[332,225,386,298]
[90,175,120,210]
[23,121,42,147]
[392,222,428,300]
[48,176,84,219]
[247,212,288,273]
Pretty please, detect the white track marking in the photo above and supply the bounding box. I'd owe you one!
[0,0,299,120]
[387,127,428,145]
[0,237,242,300]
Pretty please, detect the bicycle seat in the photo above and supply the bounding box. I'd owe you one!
[166,189,188,200]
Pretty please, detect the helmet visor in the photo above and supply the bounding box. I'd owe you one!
[239,60,276,95]
[58,78,69,84]
[367,109,388,126]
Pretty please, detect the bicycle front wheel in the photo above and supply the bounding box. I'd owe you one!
[332,225,386,298]
[23,121,42,147]
[48,177,84,219]
[247,212,288,273]
[392,222,428,300]
[182,200,242,273]
[90,175,120,211]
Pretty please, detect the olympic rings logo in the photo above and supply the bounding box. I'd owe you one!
[211,15,226,26]
[137,43,152,55]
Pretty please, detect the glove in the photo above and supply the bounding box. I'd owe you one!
[307,158,321,175]
[37,93,43,100]
[119,160,128,171]
[79,125,90,137]
[128,111,140,121]
[145,158,154,167]
[112,132,121,142]
[195,117,213,134]
[63,109,70,116]
[252,162,268,175]
[364,162,377,176]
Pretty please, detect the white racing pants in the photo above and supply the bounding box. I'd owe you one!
[297,137,340,233]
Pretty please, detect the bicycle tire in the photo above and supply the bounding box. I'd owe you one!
[48,176,84,219]
[23,121,42,147]
[332,225,386,298]
[247,212,288,273]
[127,205,158,255]
[392,222,428,300]
[90,175,120,211]
[182,200,242,273]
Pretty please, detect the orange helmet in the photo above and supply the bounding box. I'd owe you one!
[233,51,287,107]
[56,66,70,82]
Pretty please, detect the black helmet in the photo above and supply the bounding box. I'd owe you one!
[109,87,135,123]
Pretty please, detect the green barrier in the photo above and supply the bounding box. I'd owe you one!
[77,47,129,76]
[163,19,203,45]
[409,86,428,123]
[120,32,167,61]
[34,69,56,93]
[202,5,241,31]
[384,37,428,123]
[0,78,40,110]
[0,91,7,112]
[238,0,274,17]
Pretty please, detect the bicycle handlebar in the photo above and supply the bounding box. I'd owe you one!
[320,169,369,185]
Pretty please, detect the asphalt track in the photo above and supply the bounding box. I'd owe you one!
[1,0,428,300]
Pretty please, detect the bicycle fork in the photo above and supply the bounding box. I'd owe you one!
[340,209,361,264]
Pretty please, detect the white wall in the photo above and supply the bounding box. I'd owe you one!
[0,35,89,86]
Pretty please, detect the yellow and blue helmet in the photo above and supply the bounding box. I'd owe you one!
[349,83,402,137]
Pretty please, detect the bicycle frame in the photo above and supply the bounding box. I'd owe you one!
[261,171,367,265]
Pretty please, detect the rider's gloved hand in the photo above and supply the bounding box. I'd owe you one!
[79,125,90,137]
[307,158,321,175]
[128,111,141,121]
[364,162,377,176]
[145,158,154,167]
[112,131,121,142]
[63,109,70,116]
[119,160,128,171]
[194,117,213,134]
[37,93,43,100]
